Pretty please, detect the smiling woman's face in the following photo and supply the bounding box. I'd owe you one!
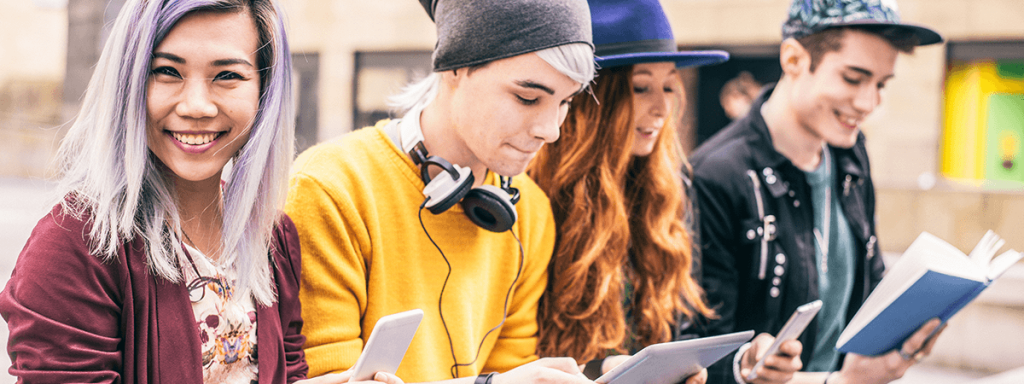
[146,10,260,184]
[630,61,681,157]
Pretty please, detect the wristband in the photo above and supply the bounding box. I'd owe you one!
[583,357,606,380]
[475,372,496,384]
[733,342,752,384]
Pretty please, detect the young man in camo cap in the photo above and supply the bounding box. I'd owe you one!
[691,1,946,383]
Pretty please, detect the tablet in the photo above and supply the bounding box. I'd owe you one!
[350,309,424,381]
[597,330,755,384]
[746,300,822,382]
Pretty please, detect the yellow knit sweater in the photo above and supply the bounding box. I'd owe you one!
[285,121,556,381]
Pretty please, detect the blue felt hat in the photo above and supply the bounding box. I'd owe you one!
[589,0,728,69]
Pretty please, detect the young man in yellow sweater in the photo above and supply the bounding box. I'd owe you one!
[285,1,596,383]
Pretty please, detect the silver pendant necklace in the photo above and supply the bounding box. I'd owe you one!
[812,145,831,275]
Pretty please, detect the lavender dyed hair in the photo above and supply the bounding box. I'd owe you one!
[55,0,294,306]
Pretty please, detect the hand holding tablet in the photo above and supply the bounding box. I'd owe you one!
[595,330,754,384]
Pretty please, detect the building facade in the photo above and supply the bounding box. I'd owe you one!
[1,0,1022,373]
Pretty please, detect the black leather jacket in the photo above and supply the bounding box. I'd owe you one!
[689,85,885,383]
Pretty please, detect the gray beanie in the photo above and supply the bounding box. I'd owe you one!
[418,0,594,72]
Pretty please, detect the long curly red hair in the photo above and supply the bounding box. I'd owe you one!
[529,65,713,362]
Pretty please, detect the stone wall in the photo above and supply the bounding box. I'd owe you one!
[0,1,66,179]
[878,188,1024,252]
[280,0,437,141]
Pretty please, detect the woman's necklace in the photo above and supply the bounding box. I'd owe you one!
[181,225,214,258]
[181,229,198,249]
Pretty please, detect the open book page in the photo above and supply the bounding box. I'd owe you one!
[946,229,1019,281]
[909,232,989,281]
[881,232,985,291]
[988,250,1024,281]
[968,230,1006,268]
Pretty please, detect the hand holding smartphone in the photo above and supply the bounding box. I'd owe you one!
[746,300,822,382]
[350,309,424,381]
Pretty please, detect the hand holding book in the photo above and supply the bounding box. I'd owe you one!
[836,230,1022,356]
[823,319,945,384]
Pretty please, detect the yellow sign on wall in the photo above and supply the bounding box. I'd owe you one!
[941,61,1024,183]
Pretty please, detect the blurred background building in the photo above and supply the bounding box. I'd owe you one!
[0,0,1021,381]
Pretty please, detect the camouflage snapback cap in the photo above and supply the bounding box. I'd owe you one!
[782,0,942,46]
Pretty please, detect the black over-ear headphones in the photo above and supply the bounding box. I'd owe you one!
[398,112,520,232]
[393,111,526,378]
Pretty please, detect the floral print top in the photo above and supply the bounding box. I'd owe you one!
[183,244,259,383]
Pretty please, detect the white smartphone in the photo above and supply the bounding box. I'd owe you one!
[350,309,424,381]
[746,300,823,382]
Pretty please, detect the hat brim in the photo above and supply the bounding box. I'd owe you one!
[825,20,944,46]
[595,50,730,69]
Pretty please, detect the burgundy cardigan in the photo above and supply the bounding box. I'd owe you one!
[0,205,309,383]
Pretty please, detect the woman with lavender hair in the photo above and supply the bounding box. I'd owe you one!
[0,1,399,383]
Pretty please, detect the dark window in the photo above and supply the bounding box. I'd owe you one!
[292,52,320,154]
[352,51,432,130]
[687,45,782,149]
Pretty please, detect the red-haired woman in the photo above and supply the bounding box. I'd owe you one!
[529,1,802,384]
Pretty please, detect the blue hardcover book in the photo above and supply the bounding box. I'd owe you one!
[836,231,1022,356]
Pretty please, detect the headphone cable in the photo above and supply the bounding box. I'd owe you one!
[418,198,525,378]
